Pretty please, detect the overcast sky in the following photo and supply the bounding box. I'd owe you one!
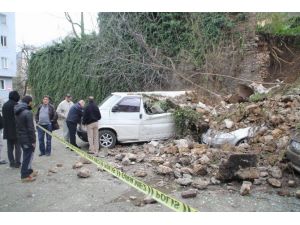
[15,12,98,49]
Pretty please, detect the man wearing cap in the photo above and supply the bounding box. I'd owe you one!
[56,94,74,144]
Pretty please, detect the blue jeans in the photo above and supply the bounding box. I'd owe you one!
[37,124,52,155]
[20,143,34,178]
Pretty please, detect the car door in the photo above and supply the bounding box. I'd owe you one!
[109,96,142,141]
[139,99,175,141]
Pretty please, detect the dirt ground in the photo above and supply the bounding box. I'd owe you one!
[0,126,300,212]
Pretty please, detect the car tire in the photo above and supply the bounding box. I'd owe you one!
[236,138,248,146]
[99,129,117,149]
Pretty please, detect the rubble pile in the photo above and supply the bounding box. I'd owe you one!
[105,91,300,198]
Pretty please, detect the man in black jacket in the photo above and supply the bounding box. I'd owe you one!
[2,91,21,168]
[66,100,85,148]
[82,96,101,155]
[35,95,58,156]
[14,96,36,182]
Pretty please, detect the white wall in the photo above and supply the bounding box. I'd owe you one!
[0,12,16,78]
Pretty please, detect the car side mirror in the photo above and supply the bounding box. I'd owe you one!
[112,105,119,112]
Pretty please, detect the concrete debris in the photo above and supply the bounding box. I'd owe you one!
[79,157,92,164]
[176,174,193,186]
[134,170,147,177]
[192,178,209,190]
[126,153,137,161]
[267,178,282,188]
[181,189,198,198]
[121,157,131,166]
[296,190,300,199]
[48,167,58,173]
[240,181,252,196]
[235,167,260,180]
[269,166,283,179]
[72,162,83,169]
[156,165,173,175]
[115,154,125,161]
[288,180,296,187]
[77,168,91,178]
[224,119,234,129]
[143,196,157,204]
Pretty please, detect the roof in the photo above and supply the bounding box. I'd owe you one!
[111,91,190,98]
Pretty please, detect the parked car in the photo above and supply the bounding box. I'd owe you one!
[286,131,300,173]
[77,91,188,148]
[201,127,258,147]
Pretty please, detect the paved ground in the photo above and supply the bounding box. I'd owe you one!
[1,126,300,212]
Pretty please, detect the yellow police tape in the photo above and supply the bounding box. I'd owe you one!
[37,124,198,212]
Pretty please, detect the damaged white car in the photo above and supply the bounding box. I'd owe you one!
[77,91,188,148]
[201,127,258,147]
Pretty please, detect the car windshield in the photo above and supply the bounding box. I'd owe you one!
[99,94,121,109]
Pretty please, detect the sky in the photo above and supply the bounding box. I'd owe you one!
[15,12,98,49]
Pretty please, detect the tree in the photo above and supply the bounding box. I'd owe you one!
[64,12,85,38]
[14,44,37,96]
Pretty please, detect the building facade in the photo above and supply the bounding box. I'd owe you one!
[0,12,16,106]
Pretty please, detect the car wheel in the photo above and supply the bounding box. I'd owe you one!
[99,129,117,149]
[236,138,248,146]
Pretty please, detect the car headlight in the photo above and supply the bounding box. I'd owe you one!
[291,140,300,154]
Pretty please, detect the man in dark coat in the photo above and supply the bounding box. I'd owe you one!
[2,90,21,168]
[66,100,85,148]
[14,96,37,182]
[82,96,101,155]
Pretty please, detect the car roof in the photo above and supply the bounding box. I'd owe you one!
[111,91,190,98]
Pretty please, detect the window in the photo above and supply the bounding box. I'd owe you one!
[0,14,6,25]
[1,57,8,69]
[1,36,7,47]
[0,80,5,90]
[115,97,141,112]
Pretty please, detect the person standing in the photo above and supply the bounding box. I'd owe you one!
[2,90,21,168]
[0,113,7,165]
[14,96,36,182]
[35,95,58,156]
[56,94,74,143]
[66,100,85,148]
[82,96,101,155]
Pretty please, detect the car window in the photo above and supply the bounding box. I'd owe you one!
[116,97,141,112]
[100,94,121,108]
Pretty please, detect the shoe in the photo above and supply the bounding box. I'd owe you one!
[15,162,21,168]
[87,151,94,154]
[9,163,16,168]
[45,154,51,156]
[21,175,36,183]
[0,160,7,165]
[39,154,45,157]
[30,170,38,177]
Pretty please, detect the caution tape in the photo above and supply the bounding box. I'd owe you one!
[37,124,198,212]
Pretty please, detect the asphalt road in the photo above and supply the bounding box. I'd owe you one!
[0,127,300,212]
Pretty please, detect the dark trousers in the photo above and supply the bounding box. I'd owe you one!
[37,124,52,155]
[7,139,21,166]
[67,121,78,147]
[20,144,34,179]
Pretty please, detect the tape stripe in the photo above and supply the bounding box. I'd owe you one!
[37,125,198,212]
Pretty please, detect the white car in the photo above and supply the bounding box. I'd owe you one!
[77,91,187,148]
[201,127,258,147]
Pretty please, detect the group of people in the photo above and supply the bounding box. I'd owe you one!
[0,91,101,183]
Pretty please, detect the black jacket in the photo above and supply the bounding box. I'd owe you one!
[35,104,58,124]
[14,102,36,145]
[82,101,101,125]
[2,91,20,140]
[66,103,83,124]
[0,114,3,130]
